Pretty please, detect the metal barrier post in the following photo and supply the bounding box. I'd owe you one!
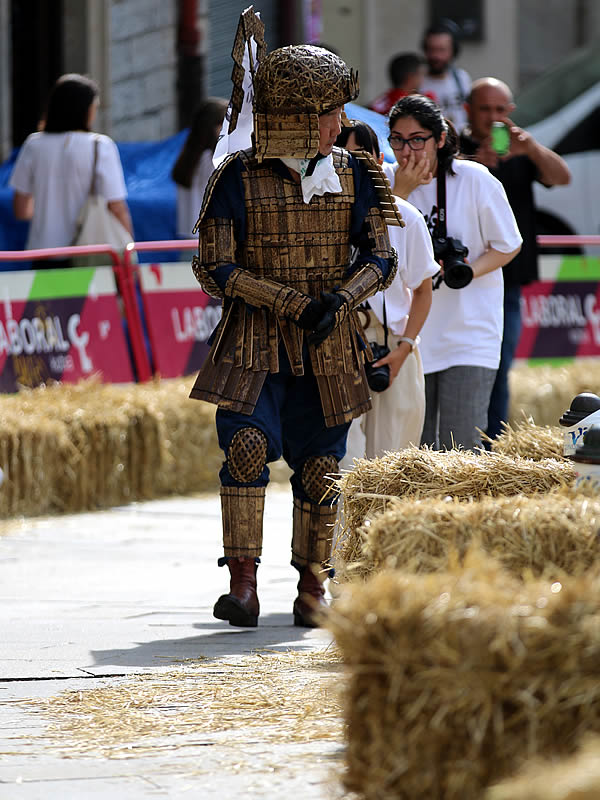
[121,240,197,382]
[120,244,152,382]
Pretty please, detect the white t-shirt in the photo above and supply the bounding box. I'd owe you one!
[10,131,127,250]
[420,68,471,133]
[387,159,522,373]
[176,149,216,237]
[368,196,439,335]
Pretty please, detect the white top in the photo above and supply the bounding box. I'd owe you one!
[10,131,127,250]
[420,68,471,133]
[176,149,216,237]
[368,196,439,335]
[386,159,522,373]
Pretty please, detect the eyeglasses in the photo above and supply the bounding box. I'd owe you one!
[387,134,433,151]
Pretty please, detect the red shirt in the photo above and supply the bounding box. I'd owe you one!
[368,89,437,116]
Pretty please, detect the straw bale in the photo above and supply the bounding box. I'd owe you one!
[0,406,70,516]
[335,447,575,547]
[326,555,600,800]
[510,360,600,428]
[9,380,166,511]
[486,418,564,461]
[0,376,291,518]
[336,487,600,582]
[121,379,221,496]
[486,735,600,800]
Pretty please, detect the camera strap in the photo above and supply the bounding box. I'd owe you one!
[382,293,389,349]
[432,169,447,290]
[435,167,447,240]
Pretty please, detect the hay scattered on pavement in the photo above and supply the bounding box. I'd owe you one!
[326,554,600,800]
[22,651,344,760]
[335,487,600,582]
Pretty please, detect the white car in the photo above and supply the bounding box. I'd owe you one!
[513,44,600,253]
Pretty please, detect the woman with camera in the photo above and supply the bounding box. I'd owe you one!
[336,121,438,466]
[384,94,522,450]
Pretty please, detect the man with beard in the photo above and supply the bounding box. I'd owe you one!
[460,77,571,440]
[420,19,471,134]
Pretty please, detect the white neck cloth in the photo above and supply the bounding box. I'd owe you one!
[280,154,343,204]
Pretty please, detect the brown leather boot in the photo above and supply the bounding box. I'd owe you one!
[213,557,259,627]
[293,564,328,628]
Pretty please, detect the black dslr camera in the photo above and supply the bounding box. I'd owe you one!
[364,342,390,393]
[432,236,473,290]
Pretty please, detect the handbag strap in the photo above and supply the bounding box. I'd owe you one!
[88,135,100,197]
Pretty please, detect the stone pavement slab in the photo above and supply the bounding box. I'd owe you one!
[0,486,345,799]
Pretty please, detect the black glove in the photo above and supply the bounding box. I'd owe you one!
[297,298,326,331]
[307,291,347,346]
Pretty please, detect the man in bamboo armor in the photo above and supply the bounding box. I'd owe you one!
[190,37,401,627]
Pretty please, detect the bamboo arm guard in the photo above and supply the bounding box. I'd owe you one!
[224,268,313,322]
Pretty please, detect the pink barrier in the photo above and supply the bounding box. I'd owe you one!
[0,244,135,390]
[537,235,600,247]
[2,235,599,387]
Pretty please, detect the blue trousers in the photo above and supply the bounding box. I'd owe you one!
[487,284,522,439]
[216,349,350,504]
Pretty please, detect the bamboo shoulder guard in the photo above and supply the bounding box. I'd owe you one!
[352,150,405,229]
[192,152,242,299]
[192,151,240,235]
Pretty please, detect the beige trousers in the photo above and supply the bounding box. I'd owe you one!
[341,317,426,469]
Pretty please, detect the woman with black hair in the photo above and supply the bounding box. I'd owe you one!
[10,73,131,266]
[336,120,438,462]
[385,95,522,450]
[172,98,228,237]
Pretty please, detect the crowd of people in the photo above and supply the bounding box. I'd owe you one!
[7,14,573,627]
[362,17,570,450]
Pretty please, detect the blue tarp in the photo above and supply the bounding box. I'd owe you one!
[0,129,187,270]
[0,103,389,270]
[346,102,394,164]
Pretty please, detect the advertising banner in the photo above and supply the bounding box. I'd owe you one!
[515,255,600,363]
[138,263,221,378]
[0,267,134,392]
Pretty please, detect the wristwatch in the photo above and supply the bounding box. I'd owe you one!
[397,335,419,352]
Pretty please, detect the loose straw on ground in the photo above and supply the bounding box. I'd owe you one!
[326,553,600,800]
[13,651,343,760]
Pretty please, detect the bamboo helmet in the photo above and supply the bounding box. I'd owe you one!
[252,45,359,161]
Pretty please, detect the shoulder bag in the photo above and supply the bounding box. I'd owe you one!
[71,135,133,266]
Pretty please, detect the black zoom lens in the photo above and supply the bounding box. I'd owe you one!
[365,342,390,393]
[432,236,473,289]
[443,260,473,289]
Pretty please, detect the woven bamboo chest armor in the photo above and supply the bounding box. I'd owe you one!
[191,148,393,427]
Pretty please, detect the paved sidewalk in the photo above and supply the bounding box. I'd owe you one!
[0,486,344,799]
